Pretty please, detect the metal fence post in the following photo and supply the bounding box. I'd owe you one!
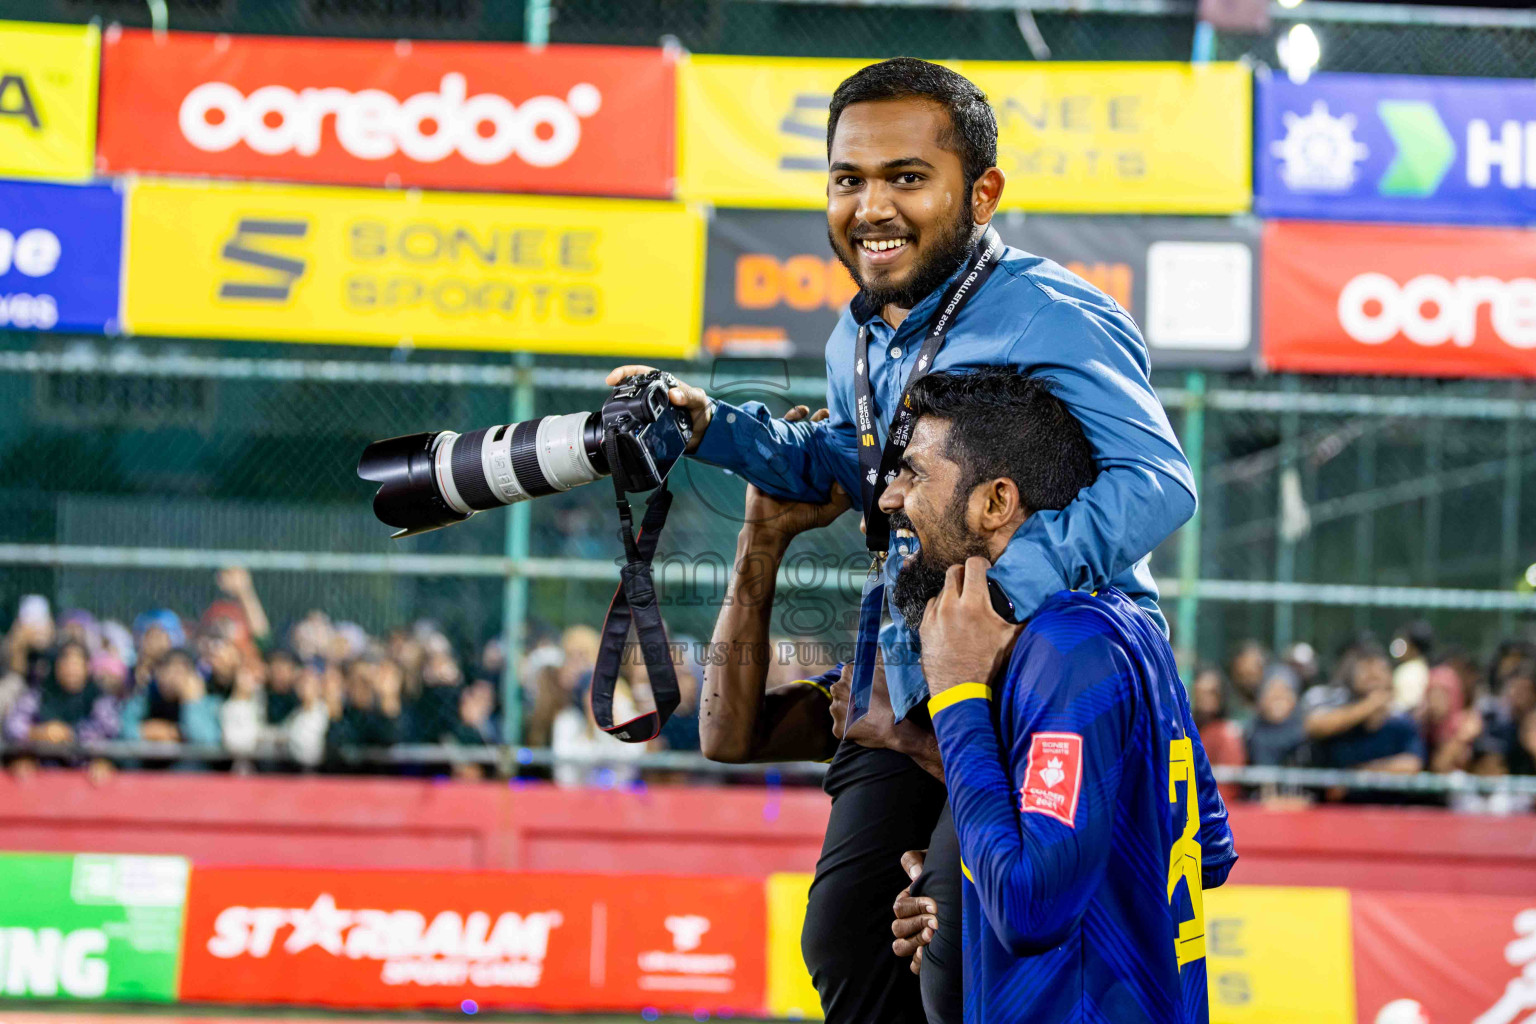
[1274,375,1302,650]
[1355,428,1377,633]
[1176,371,1206,680]
[500,353,536,746]
[525,0,552,45]
[1500,391,1524,637]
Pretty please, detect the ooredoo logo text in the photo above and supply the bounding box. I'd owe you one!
[179,73,602,167]
[1338,272,1536,349]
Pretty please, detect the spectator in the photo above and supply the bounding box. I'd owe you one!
[410,650,464,744]
[387,628,427,695]
[1390,619,1434,713]
[1474,659,1536,777]
[522,640,570,749]
[263,650,301,726]
[658,640,703,755]
[1421,651,1480,773]
[201,635,241,701]
[326,658,406,763]
[84,650,130,743]
[1487,641,1536,696]
[123,646,187,743]
[131,610,183,696]
[1303,644,1424,776]
[221,661,266,769]
[374,658,408,737]
[288,611,334,665]
[1245,671,1308,768]
[99,620,135,669]
[1281,641,1319,691]
[1190,664,1246,770]
[559,624,600,705]
[444,680,497,780]
[207,566,272,653]
[7,596,55,691]
[58,610,100,654]
[171,650,222,752]
[5,640,97,747]
[1227,639,1269,720]
[283,665,330,770]
[0,636,28,726]
[551,677,647,787]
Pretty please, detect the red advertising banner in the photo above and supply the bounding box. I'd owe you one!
[97,30,674,197]
[178,867,765,1013]
[1263,221,1536,379]
[1352,891,1535,1024]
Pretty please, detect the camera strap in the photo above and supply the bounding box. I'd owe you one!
[589,437,682,744]
[847,226,1003,722]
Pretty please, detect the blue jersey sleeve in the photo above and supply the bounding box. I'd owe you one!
[931,619,1136,956]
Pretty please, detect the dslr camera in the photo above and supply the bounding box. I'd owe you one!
[359,370,693,537]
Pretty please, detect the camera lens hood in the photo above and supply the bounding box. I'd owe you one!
[357,432,472,537]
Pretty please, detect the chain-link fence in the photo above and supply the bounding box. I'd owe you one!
[3,332,1532,684]
[1,0,1535,736]
[7,0,1536,76]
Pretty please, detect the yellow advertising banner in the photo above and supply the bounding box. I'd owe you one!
[0,20,99,181]
[1205,885,1355,1024]
[765,877,1355,1023]
[678,56,867,209]
[765,872,822,1019]
[125,178,704,357]
[679,56,1249,213]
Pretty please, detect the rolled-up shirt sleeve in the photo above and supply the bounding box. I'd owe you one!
[991,298,1197,619]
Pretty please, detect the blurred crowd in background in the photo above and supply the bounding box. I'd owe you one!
[1192,625,1536,812]
[2,571,1532,808]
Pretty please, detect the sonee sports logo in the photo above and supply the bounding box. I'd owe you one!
[179,74,602,168]
[219,219,309,303]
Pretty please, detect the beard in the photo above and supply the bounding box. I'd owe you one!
[888,504,989,646]
[829,203,978,312]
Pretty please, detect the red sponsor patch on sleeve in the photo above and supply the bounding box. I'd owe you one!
[1020,732,1084,828]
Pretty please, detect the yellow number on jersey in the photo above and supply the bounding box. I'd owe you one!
[1166,736,1205,966]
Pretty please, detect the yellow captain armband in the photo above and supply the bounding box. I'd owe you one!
[928,682,992,717]
[794,678,834,701]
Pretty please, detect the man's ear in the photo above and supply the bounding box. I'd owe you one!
[971,167,1005,226]
[972,476,1026,533]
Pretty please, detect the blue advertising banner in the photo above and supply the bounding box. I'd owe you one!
[0,180,122,332]
[1257,71,1536,226]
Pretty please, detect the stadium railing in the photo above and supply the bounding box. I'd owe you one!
[6,738,1536,799]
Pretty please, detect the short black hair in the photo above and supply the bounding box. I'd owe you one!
[1397,619,1434,657]
[827,58,998,197]
[905,367,1097,516]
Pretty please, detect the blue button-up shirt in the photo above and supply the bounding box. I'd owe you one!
[692,243,1196,721]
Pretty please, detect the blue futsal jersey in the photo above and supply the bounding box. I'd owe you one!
[930,588,1237,1024]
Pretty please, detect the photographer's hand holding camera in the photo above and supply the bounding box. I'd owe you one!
[605,365,715,454]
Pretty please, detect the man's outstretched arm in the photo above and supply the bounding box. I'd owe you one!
[699,408,851,764]
[605,346,859,505]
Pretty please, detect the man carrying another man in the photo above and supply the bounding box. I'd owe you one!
[699,368,1236,1021]
[612,56,1213,1022]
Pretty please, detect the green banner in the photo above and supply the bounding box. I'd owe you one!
[0,852,188,1001]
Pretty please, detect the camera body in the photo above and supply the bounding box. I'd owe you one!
[359,370,693,537]
[600,370,693,494]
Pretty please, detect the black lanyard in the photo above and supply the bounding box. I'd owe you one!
[853,226,1003,555]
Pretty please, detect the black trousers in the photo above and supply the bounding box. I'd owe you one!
[801,739,962,1024]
